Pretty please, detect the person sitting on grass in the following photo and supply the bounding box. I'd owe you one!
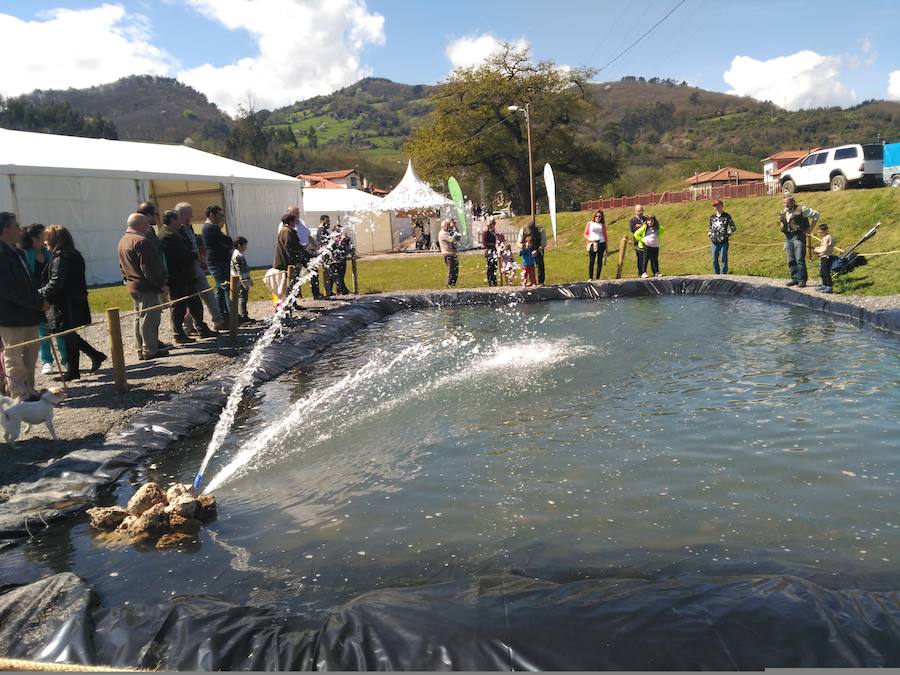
[231,236,254,323]
[813,223,836,294]
[519,236,537,287]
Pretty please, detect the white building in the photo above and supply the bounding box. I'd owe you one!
[0,128,302,284]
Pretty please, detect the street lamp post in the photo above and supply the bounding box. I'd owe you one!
[508,103,535,224]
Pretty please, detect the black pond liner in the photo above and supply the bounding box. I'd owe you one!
[1,277,899,670]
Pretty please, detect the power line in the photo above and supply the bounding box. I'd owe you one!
[602,0,655,70]
[460,112,518,146]
[595,0,689,75]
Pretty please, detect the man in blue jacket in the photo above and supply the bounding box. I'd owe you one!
[201,204,233,321]
[0,212,44,401]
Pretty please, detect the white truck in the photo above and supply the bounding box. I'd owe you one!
[780,143,883,193]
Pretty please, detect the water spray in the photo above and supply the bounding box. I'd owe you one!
[192,232,342,493]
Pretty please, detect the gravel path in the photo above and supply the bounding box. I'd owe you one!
[0,297,335,500]
[2,277,896,502]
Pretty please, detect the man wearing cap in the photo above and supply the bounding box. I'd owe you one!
[779,196,819,287]
[708,199,737,275]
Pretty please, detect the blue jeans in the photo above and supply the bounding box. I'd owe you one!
[785,236,807,283]
[38,322,68,366]
[711,241,729,274]
[208,264,231,318]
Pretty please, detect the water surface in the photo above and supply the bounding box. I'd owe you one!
[21,297,899,615]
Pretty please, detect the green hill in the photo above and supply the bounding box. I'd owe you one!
[267,77,436,163]
[24,75,231,143]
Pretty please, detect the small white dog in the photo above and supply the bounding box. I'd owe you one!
[0,387,66,447]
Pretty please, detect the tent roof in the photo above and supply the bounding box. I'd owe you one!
[0,128,301,186]
[380,160,452,211]
[303,187,384,213]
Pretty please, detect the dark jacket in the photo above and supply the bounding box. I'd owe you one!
[202,221,233,268]
[0,241,43,327]
[629,216,647,250]
[331,233,353,263]
[519,223,542,252]
[118,229,166,294]
[708,211,737,244]
[273,225,302,271]
[316,225,332,248]
[158,225,197,290]
[39,249,91,331]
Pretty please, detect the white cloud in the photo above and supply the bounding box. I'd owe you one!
[177,0,385,114]
[0,4,175,97]
[889,71,900,101]
[723,51,857,110]
[445,33,529,72]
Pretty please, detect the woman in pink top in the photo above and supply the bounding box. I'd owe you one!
[583,209,608,280]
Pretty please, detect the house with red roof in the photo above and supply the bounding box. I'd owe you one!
[684,167,764,190]
[296,169,361,190]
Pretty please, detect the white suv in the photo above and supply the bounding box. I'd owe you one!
[780,143,883,193]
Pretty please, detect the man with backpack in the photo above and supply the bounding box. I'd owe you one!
[708,199,737,274]
[779,196,819,287]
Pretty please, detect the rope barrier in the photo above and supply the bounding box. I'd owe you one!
[858,249,900,258]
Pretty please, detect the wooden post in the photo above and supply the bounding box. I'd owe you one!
[351,252,359,294]
[106,308,128,393]
[806,233,814,260]
[229,275,240,344]
[49,337,67,394]
[615,235,629,279]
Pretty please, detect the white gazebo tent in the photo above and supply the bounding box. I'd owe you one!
[301,188,393,256]
[0,128,302,284]
[381,160,455,249]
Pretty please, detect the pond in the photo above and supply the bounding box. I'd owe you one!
[21,296,900,618]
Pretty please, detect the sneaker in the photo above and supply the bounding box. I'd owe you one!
[798,281,806,288]
[213,322,228,331]
[814,284,824,290]
[157,341,173,350]
[174,333,196,344]
[821,286,833,294]
[786,280,799,287]
[239,316,255,325]
[198,325,218,338]
[641,272,648,279]
[41,362,55,375]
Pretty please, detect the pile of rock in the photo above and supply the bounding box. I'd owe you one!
[86,482,217,549]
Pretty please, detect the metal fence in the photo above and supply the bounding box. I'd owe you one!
[581,181,781,212]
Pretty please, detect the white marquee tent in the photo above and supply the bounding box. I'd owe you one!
[301,188,393,256]
[381,161,458,248]
[0,128,302,285]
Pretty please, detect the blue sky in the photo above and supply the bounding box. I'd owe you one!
[2,0,898,114]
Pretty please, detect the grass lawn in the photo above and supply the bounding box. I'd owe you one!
[88,187,899,313]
